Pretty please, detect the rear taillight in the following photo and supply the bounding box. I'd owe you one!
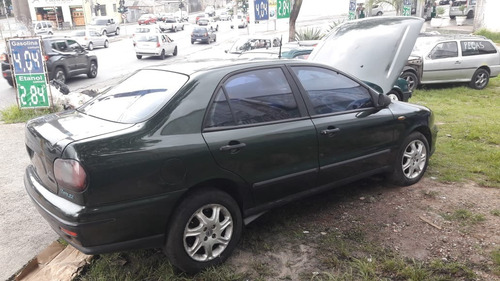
[54,159,87,192]
[43,55,49,61]
[0,53,6,62]
[204,33,208,36]
[157,42,161,47]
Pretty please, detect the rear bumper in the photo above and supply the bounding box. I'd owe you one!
[24,165,184,254]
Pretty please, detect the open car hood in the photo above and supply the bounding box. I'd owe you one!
[308,16,424,94]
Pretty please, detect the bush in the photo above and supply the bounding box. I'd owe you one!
[294,27,324,41]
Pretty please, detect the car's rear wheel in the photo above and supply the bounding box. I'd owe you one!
[387,90,402,101]
[115,28,120,35]
[400,71,419,92]
[165,188,242,274]
[160,50,166,60]
[53,67,66,84]
[102,30,107,37]
[88,42,94,51]
[191,40,194,44]
[389,132,429,186]
[87,61,97,78]
[173,47,178,56]
[449,15,456,19]
[469,68,489,90]
[136,54,142,59]
[104,40,109,48]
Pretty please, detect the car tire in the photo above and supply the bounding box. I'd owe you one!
[191,40,194,44]
[53,67,66,84]
[7,78,13,87]
[387,89,402,101]
[377,11,383,16]
[102,30,107,37]
[182,25,184,30]
[115,28,120,35]
[136,54,142,59]
[164,188,242,274]
[173,47,177,56]
[400,71,419,92]
[160,50,166,60]
[449,15,456,19]
[88,42,94,51]
[214,36,216,42]
[104,40,109,48]
[469,68,489,90]
[87,61,98,78]
[389,132,429,186]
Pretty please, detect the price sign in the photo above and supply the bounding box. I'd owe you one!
[8,38,50,109]
[277,0,290,19]
[255,0,269,21]
[403,0,411,16]
[349,0,357,20]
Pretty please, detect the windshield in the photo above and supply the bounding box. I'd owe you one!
[90,19,107,25]
[78,69,189,123]
[71,30,86,37]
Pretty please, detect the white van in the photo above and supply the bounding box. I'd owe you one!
[32,21,54,35]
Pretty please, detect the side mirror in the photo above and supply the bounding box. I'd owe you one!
[377,93,392,108]
[225,50,228,53]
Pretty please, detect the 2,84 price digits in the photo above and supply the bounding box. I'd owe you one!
[277,0,290,18]
[12,49,42,74]
[19,83,48,107]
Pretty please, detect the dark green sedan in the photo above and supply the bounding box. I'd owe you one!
[24,18,437,274]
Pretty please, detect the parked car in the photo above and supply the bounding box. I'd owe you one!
[32,20,54,35]
[138,14,157,25]
[197,17,218,31]
[159,16,184,32]
[174,10,189,22]
[231,13,247,29]
[191,27,216,44]
[449,0,475,19]
[400,34,500,90]
[88,16,120,36]
[226,36,281,54]
[23,16,435,274]
[70,29,109,50]
[2,36,97,86]
[195,13,206,24]
[439,0,450,5]
[370,4,383,16]
[134,33,177,59]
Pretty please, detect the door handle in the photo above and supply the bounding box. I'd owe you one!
[321,127,340,136]
[455,61,461,64]
[220,142,246,152]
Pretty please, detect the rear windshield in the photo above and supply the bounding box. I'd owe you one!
[71,30,85,36]
[78,69,189,123]
[91,19,107,25]
[193,28,207,33]
[136,35,158,42]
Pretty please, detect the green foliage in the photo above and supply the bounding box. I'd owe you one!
[442,209,486,225]
[492,248,500,275]
[474,29,500,43]
[294,27,324,41]
[0,105,54,123]
[411,77,500,187]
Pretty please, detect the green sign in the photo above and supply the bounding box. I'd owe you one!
[8,38,51,109]
[15,74,50,108]
[403,5,411,16]
[277,0,290,19]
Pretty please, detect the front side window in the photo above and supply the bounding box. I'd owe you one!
[205,68,300,128]
[291,66,373,115]
[429,41,458,59]
[461,40,497,56]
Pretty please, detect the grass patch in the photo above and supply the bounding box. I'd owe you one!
[491,209,500,216]
[475,29,500,43]
[492,248,500,275]
[411,77,500,187]
[442,209,486,225]
[0,105,55,124]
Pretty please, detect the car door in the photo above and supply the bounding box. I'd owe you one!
[66,39,88,72]
[90,30,104,47]
[162,35,174,54]
[289,65,397,186]
[203,67,318,206]
[422,40,466,83]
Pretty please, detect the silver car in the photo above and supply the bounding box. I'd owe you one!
[71,30,110,50]
[134,33,178,59]
[400,35,500,90]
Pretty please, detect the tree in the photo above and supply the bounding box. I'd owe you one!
[288,0,303,42]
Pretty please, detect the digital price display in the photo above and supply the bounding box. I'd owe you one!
[8,38,50,109]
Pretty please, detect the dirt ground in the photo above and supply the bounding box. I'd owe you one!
[226,177,500,280]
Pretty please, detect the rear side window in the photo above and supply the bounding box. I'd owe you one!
[205,68,300,128]
[461,41,498,56]
[291,66,373,115]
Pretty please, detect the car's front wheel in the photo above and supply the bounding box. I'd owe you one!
[173,47,177,56]
[104,40,109,48]
[53,67,66,84]
[115,28,120,35]
[87,61,97,78]
[136,54,142,59]
[88,42,94,51]
[165,188,242,274]
[469,68,489,90]
[400,71,419,92]
[389,132,429,186]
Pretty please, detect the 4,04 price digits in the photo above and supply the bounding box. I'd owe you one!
[19,84,48,107]
[12,50,42,74]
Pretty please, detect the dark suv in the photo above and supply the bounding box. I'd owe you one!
[1,36,98,86]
